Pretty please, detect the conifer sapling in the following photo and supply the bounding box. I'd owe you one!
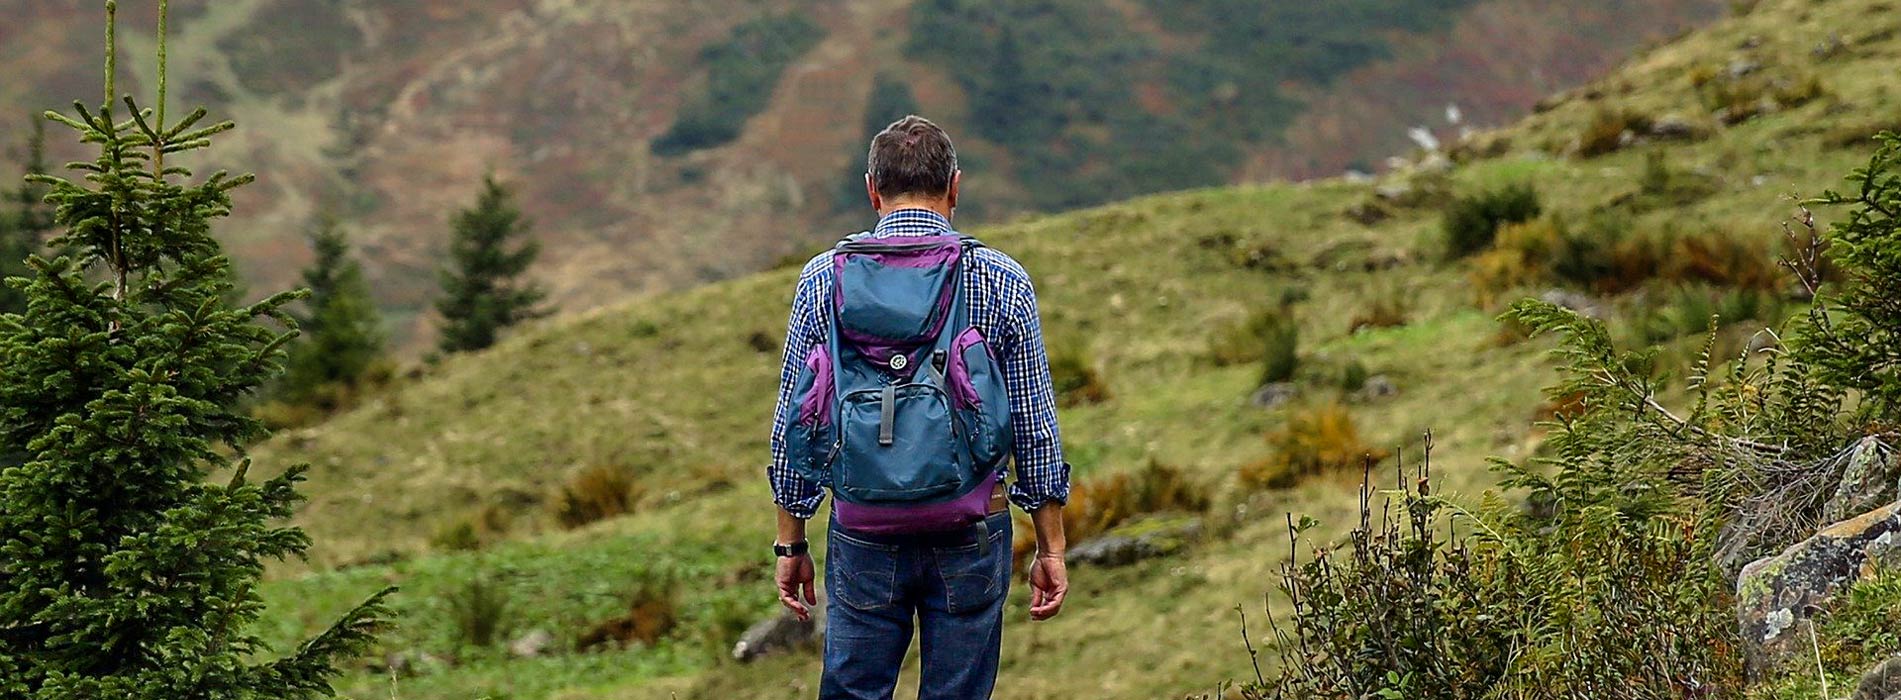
[0,3,392,697]
[435,175,547,354]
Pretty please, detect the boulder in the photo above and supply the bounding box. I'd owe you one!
[1648,114,1708,141]
[1250,382,1298,410]
[1354,375,1399,402]
[732,591,825,663]
[1822,437,1899,525]
[1854,657,1901,700]
[508,629,556,659]
[1538,289,1607,319]
[1068,515,1203,568]
[1736,502,1901,674]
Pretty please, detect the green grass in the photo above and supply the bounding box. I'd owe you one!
[245,0,1901,696]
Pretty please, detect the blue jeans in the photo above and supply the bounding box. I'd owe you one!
[820,510,1013,700]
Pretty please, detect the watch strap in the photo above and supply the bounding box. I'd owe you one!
[773,541,809,558]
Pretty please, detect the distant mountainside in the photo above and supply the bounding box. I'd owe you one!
[0,0,1725,347]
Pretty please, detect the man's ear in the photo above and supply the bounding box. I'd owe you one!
[865,174,882,214]
[947,170,961,213]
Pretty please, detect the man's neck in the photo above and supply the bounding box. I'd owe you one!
[879,201,953,221]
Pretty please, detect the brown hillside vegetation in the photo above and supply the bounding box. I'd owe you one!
[0,0,1722,348]
[226,0,1901,695]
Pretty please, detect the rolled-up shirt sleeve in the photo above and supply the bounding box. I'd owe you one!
[767,262,828,519]
[999,277,1071,511]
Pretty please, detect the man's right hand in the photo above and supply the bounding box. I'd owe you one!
[776,551,817,621]
[1028,551,1068,620]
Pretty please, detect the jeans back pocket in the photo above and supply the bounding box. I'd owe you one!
[935,526,1009,615]
[826,529,900,612]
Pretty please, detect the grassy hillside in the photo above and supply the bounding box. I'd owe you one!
[234,0,1901,697]
[0,0,1722,349]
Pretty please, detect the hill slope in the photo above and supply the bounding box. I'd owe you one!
[238,0,1901,697]
[0,0,1723,347]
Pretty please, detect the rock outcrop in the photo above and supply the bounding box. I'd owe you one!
[733,591,825,663]
[1736,502,1901,673]
[1068,515,1204,568]
[1853,656,1901,700]
[1822,437,1899,526]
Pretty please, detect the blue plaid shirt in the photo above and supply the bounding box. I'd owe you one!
[768,208,1071,518]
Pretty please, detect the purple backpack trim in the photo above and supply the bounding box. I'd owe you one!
[795,346,834,426]
[834,469,999,534]
[831,236,964,366]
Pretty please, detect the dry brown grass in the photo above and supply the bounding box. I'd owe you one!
[577,584,678,651]
[551,464,643,529]
[1239,401,1389,490]
[1012,459,1210,565]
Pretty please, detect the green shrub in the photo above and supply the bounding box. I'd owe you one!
[1261,448,1742,698]
[445,573,514,649]
[1209,305,1298,369]
[1442,183,1542,258]
[1339,359,1370,392]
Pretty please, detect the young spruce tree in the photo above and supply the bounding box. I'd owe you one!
[0,118,52,315]
[435,175,546,354]
[0,4,391,697]
[280,215,385,408]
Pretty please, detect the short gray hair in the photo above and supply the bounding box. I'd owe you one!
[867,115,958,199]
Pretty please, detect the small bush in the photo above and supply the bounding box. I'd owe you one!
[552,464,642,529]
[1017,459,1209,564]
[1049,343,1112,407]
[1238,402,1386,489]
[1667,229,1782,291]
[1468,219,1561,305]
[1339,359,1370,392]
[446,573,514,649]
[1577,108,1651,158]
[1442,183,1542,259]
[577,582,679,651]
[1260,452,1742,698]
[1209,306,1295,367]
[1346,288,1409,334]
[1631,284,1779,345]
[430,503,514,552]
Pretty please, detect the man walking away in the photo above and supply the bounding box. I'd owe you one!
[768,115,1072,699]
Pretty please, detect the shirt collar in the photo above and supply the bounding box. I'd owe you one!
[871,208,953,238]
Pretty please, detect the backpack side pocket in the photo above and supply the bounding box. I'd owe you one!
[784,345,836,485]
[946,328,1014,469]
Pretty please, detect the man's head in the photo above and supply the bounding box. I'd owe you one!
[865,115,960,217]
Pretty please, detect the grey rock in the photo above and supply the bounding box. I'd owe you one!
[1355,375,1399,402]
[1250,382,1299,410]
[1374,182,1414,204]
[1736,502,1901,675]
[1728,59,1763,78]
[1538,289,1607,319]
[1854,656,1901,700]
[1823,437,1899,525]
[1648,115,1706,141]
[508,629,556,659]
[1068,515,1203,568]
[733,591,825,663]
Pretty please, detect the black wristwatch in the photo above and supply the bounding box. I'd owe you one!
[773,541,809,558]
